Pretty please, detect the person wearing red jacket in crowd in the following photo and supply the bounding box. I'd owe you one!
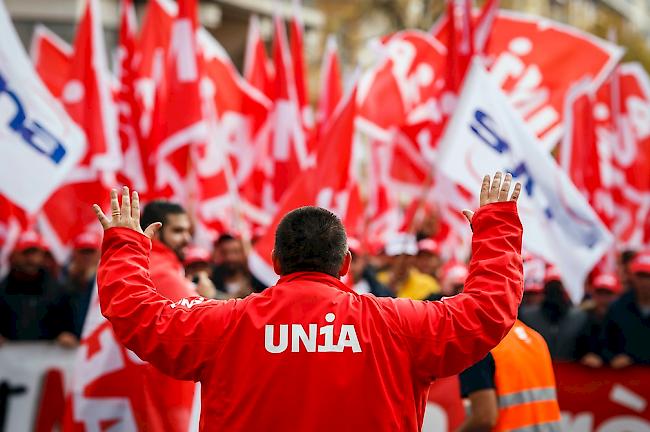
[93,172,523,431]
[126,201,217,431]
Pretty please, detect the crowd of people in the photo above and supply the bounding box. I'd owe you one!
[1,200,648,370]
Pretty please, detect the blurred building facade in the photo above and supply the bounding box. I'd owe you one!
[5,0,650,100]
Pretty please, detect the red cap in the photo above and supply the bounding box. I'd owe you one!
[183,246,211,266]
[592,273,621,294]
[417,239,440,255]
[544,266,562,283]
[524,281,544,293]
[630,252,650,275]
[443,263,469,285]
[73,232,102,251]
[14,231,47,253]
[347,237,362,255]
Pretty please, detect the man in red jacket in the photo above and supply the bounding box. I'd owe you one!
[93,172,523,431]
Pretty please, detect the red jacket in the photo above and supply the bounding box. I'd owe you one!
[134,240,197,431]
[98,201,523,431]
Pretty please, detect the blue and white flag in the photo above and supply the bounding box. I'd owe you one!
[438,60,613,303]
[0,2,85,213]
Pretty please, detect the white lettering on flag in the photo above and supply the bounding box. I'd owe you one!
[438,60,613,303]
[0,2,85,213]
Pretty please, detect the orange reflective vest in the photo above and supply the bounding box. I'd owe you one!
[491,320,562,431]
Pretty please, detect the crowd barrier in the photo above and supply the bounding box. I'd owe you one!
[1,343,649,431]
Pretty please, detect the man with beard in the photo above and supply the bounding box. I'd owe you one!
[211,233,265,298]
[115,201,216,431]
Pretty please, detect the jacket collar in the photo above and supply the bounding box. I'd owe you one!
[276,271,356,294]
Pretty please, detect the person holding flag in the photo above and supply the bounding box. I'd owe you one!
[92,172,522,430]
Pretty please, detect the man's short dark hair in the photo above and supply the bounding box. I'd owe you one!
[141,201,186,229]
[215,233,238,248]
[274,206,348,277]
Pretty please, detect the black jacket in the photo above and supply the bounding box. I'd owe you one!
[603,290,650,364]
[0,269,74,340]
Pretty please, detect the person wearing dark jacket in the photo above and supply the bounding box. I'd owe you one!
[575,273,621,368]
[0,232,76,346]
[59,233,102,338]
[602,252,650,367]
[519,269,587,361]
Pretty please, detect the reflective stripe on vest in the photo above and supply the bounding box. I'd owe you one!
[498,387,557,409]
[507,420,562,432]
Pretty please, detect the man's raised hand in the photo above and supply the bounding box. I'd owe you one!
[93,187,162,239]
[462,172,522,224]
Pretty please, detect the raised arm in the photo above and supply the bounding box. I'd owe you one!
[94,188,239,381]
[382,173,524,379]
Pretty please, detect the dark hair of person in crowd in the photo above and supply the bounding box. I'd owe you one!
[541,280,571,323]
[273,206,348,278]
[215,233,237,247]
[141,201,186,229]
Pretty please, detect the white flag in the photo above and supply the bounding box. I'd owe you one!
[438,60,613,303]
[0,2,85,213]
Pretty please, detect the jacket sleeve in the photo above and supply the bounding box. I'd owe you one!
[97,227,240,382]
[380,201,523,380]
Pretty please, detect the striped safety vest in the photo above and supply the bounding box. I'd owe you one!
[491,320,562,432]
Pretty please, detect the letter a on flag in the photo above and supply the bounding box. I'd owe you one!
[0,2,85,213]
[437,60,613,302]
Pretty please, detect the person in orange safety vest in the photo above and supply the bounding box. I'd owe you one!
[458,319,562,432]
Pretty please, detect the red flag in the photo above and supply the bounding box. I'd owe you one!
[445,0,473,91]
[29,25,73,99]
[250,84,358,285]
[435,10,623,150]
[563,63,650,248]
[60,0,120,171]
[146,0,204,202]
[133,0,176,142]
[317,35,343,128]
[39,0,119,260]
[0,195,28,277]
[357,30,447,135]
[244,15,274,99]
[115,0,149,195]
[289,3,313,130]
[194,29,272,240]
[267,16,309,204]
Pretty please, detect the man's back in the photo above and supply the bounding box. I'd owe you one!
[98,201,523,431]
[94,174,524,431]
[204,273,421,430]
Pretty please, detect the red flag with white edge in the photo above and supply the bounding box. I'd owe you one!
[133,0,176,142]
[266,16,310,204]
[590,64,650,248]
[559,79,611,227]
[317,35,343,129]
[357,30,448,137]
[435,10,623,151]
[249,83,358,286]
[289,2,314,131]
[29,25,73,99]
[431,0,498,90]
[194,29,272,240]
[60,0,121,172]
[146,0,204,202]
[38,0,118,261]
[115,0,149,196]
[244,15,274,99]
